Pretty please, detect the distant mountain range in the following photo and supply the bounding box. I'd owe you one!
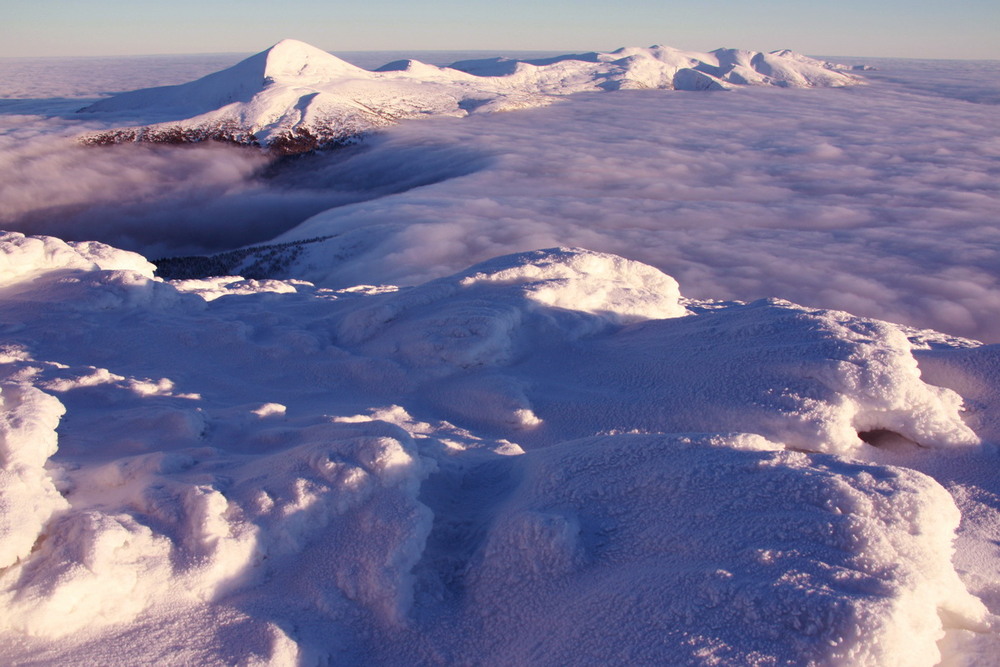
[80,39,865,154]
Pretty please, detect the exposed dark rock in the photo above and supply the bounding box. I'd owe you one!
[154,235,335,280]
[81,123,366,155]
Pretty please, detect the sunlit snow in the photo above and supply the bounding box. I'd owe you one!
[0,42,999,666]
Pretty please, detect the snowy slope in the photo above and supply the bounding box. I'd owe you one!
[79,39,862,153]
[1,233,996,665]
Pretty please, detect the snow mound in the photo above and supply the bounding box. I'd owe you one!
[0,232,154,289]
[79,40,862,153]
[455,247,687,321]
[523,298,980,455]
[336,248,688,371]
[0,232,188,315]
[462,434,987,665]
[0,413,431,652]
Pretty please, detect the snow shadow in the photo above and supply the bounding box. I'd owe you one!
[0,98,104,116]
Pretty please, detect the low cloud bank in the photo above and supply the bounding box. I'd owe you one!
[276,68,1000,341]
[0,128,491,258]
[1,57,999,341]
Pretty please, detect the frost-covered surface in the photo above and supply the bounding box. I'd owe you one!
[450,434,985,666]
[0,236,997,665]
[77,39,861,152]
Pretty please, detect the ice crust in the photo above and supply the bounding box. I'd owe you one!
[0,236,994,664]
[79,39,862,153]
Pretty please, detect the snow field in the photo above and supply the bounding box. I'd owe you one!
[0,234,994,663]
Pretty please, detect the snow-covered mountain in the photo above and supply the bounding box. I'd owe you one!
[80,39,863,153]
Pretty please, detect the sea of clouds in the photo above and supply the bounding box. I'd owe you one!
[0,52,997,341]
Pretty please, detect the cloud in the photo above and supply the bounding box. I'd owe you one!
[0,125,491,258]
[2,58,999,342]
[272,73,1000,342]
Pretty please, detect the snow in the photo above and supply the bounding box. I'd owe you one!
[0,232,152,288]
[1,47,1000,666]
[77,39,861,152]
[0,234,998,664]
[458,434,986,665]
[0,380,68,569]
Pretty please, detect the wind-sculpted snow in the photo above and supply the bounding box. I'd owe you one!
[458,434,986,665]
[0,232,155,286]
[0,378,68,570]
[78,39,861,153]
[335,248,689,371]
[0,238,995,664]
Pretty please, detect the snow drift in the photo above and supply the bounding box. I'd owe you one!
[79,39,862,153]
[0,234,992,664]
[458,434,985,665]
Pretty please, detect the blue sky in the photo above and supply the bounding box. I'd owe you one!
[3,0,998,59]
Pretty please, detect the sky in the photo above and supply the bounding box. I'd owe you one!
[2,0,998,59]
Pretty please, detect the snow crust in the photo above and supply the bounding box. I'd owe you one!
[79,39,861,152]
[335,248,688,370]
[462,434,985,665]
[0,231,155,289]
[0,236,995,664]
[521,298,980,455]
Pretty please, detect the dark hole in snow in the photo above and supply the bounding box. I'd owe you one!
[857,429,921,450]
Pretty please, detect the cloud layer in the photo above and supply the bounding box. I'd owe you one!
[277,65,1000,342]
[0,122,491,258]
[1,56,999,341]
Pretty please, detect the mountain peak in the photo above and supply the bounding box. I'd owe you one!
[261,39,366,82]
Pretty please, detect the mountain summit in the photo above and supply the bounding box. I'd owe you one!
[258,38,368,83]
[82,39,366,118]
[81,39,864,154]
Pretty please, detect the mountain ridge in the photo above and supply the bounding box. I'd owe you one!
[80,38,864,154]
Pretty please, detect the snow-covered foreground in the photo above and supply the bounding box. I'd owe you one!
[1,234,998,665]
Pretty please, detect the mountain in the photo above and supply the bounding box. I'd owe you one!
[80,39,863,154]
